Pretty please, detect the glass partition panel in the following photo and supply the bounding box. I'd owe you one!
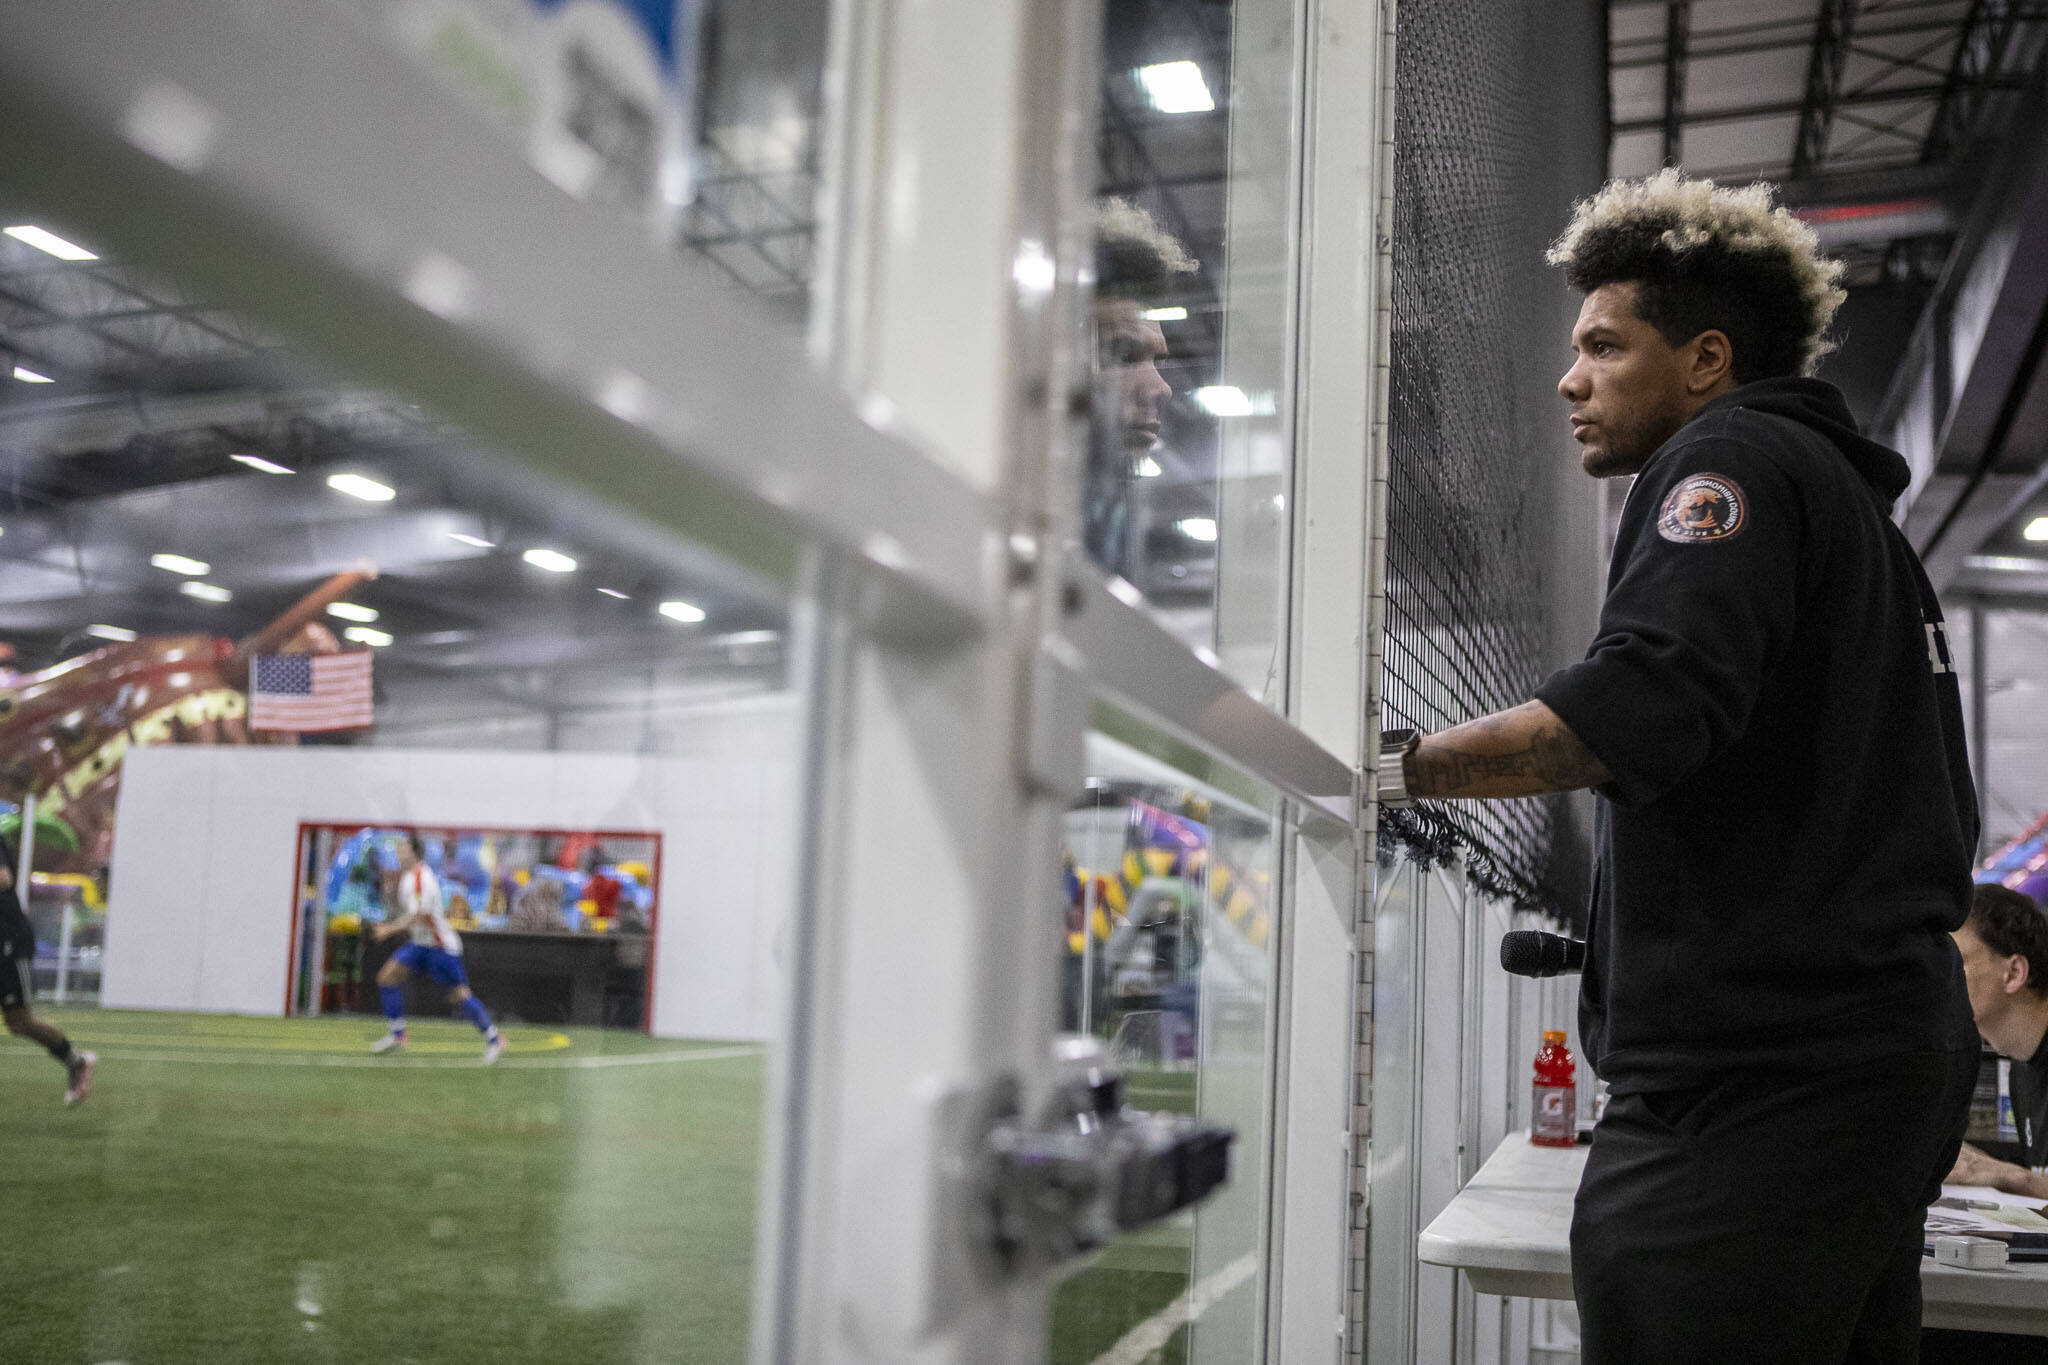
[369,0,829,332]
[1051,722,1281,1363]
[1087,0,1301,703]
[0,193,801,1363]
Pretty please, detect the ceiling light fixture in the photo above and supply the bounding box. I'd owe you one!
[326,472,395,502]
[522,548,578,573]
[1136,61,1216,114]
[1142,306,1188,322]
[326,602,379,623]
[230,453,294,475]
[659,599,706,623]
[1177,516,1219,542]
[343,626,394,647]
[12,365,53,383]
[446,532,496,549]
[2025,517,2048,542]
[1134,455,1163,478]
[597,587,630,599]
[181,582,233,603]
[85,624,138,642]
[4,225,98,261]
[150,552,210,576]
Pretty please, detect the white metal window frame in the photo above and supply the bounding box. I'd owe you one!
[0,0,1398,1359]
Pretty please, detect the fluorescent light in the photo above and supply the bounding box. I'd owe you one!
[1134,455,1163,478]
[1966,555,2048,574]
[180,582,233,603]
[326,602,379,623]
[85,624,137,642]
[326,472,395,502]
[343,626,393,647]
[2026,517,2048,542]
[718,630,781,646]
[12,366,53,383]
[597,587,630,599]
[150,552,210,576]
[658,599,706,623]
[522,548,578,573]
[230,453,294,475]
[1136,61,1215,114]
[1142,306,1188,322]
[446,532,495,549]
[1177,517,1219,542]
[1193,385,1253,417]
[4,225,97,261]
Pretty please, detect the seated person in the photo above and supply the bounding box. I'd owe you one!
[1948,883,2048,1195]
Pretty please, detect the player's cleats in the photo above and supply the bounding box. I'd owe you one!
[370,1032,407,1054]
[482,1035,505,1066]
[63,1050,97,1105]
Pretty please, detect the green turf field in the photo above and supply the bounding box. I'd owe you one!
[0,1010,1211,1364]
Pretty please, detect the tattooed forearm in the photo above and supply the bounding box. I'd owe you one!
[1403,701,1611,800]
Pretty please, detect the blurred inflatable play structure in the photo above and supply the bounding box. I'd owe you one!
[0,568,376,876]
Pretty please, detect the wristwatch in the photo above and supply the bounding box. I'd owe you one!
[1376,728,1421,810]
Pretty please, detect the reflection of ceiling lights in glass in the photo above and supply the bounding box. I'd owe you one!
[1142,306,1187,322]
[1134,455,1163,478]
[1966,555,2048,573]
[659,599,706,623]
[2026,517,2048,542]
[446,532,495,549]
[326,602,379,623]
[4,225,97,261]
[12,365,53,383]
[86,624,137,642]
[181,582,233,603]
[1177,516,1219,542]
[328,472,395,501]
[1136,61,1215,114]
[597,587,630,599]
[1192,385,1253,417]
[231,453,294,475]
[522,548,578,573]
[343,626,394,647]
[151,552,210,576]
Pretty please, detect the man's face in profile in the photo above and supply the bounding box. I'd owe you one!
[1094,297,1172,455]
[1557,281,1698,478]
[1953,923,2016,1035]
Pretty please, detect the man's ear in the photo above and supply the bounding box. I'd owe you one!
[1686,329,1735,394]
[2004,952,2032,997]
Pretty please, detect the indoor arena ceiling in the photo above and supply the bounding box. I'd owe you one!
[0,211,787,690]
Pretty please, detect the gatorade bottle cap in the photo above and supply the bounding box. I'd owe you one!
[1542,1029,1567,1043]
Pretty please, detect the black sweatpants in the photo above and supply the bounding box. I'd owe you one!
[1571,1048,1977,1365]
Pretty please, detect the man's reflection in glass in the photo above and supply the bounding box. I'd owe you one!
[1085,199,1195,579]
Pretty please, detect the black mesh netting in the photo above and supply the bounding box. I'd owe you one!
[1377,0,1594,915]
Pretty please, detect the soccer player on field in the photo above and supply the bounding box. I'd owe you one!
[0,834,95,1103]
[370,832,505,1064]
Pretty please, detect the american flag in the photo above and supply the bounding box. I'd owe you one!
[249,652,374,732]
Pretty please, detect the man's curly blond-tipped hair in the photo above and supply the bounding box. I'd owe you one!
[1546,169,1847,382]
[1096,198,1196,305]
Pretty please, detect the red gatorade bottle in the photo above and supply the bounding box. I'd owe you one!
[1531,1029,1577,1148]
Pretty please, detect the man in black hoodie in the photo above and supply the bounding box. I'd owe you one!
[1380,170,1979,1363]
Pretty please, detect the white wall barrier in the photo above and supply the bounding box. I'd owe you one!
[101,697,798,1040]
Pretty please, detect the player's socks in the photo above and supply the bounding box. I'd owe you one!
[44,1036,75,1065]
[380,985,405,1025]
[459,995,497,1038]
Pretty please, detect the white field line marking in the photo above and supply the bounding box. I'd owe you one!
[92,1044,765,1071]
[1087,1253,1257,1365]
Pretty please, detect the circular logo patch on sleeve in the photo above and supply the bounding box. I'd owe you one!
[1656,473,1748,543]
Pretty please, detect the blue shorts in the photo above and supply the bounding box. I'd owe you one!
[392,942,468,989]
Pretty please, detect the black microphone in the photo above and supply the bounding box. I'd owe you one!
[1499,930,1587,978]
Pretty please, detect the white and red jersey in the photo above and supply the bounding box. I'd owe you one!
[397,862,462,955]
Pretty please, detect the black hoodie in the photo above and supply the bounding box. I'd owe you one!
[1534,377,1979,1091]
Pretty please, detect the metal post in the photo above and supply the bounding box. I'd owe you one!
[1972,603,1990,857]
[54,897,74,1003]
[1079,812,1099,1037]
